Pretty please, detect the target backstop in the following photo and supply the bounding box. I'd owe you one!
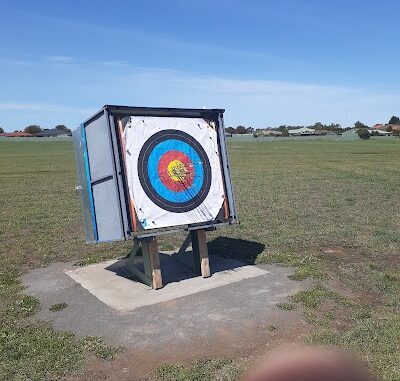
[73,105,238,244]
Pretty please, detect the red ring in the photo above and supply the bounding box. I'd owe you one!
[158,150,195,191]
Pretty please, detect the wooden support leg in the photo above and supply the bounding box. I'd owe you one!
[143,237,163,289]
[190,230,210,278]
[126,237,163,289]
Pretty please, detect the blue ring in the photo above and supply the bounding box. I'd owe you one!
[137,129,212,213]
[147,140,204,203]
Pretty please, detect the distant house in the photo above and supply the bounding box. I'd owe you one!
[260,130,283,136]
[288,127,315,136]
[0,132,33,137]
[317,130,338,136]
[370,129,392,136]
[372,123,399,132]
[342,128,392,140]
[386,124,400,132]
[34,129,71,137]
[373,123,385,130]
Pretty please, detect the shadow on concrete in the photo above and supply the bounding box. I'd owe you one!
[105,238,264,287]
[208,236,265,265]
[106,254,200,286]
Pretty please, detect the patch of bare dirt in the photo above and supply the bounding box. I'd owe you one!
[322,247,347,257]
[68,310,309,381]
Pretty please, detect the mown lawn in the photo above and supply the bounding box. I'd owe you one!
[0,138,399,380]
[0,141,129,381]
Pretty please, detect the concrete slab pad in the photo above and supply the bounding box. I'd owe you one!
[65,254,267,312]
[23,258,310,352]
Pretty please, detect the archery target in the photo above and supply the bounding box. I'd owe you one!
[123,117,225,230]
[138,129,212,213]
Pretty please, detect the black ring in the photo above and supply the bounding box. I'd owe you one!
[137,129,212,213]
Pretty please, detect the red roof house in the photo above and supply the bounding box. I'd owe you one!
[372,123,385,130]
[1,132,33,137]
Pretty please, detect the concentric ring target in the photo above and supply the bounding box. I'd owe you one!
[137,129,212,213]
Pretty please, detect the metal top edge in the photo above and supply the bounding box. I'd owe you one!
[104,105,225,114]
[78,106,225,130]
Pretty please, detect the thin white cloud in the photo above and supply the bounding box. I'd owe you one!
[45,55,75,63]
[0,57,32,67]
[120,68,400,127]
[24,11,302,67]
[99,60,130,68]
[0,64,398,129]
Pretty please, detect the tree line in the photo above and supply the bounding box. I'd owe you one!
[0,124,71,134]
[2,116,400,136]
[226,122,345,135]
[225,115,400,136]
[225,125,254,134]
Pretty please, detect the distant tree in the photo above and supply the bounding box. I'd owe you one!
[393,129,400,136]
[236,125,248,134]
[246,127,254,133]
[55,124,71,133]
[387,125,393,132]
[388,116,400,125]
[357,127,370,140]
[327,123,342,133]
[354,121,369,129]
[277,125,287,132]
[24,125,42,134]
[225,127,236,134]
[281,128,290,137]
[312,122,324,130]
[0,127,4,134]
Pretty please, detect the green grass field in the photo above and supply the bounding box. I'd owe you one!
[0,139,399,380]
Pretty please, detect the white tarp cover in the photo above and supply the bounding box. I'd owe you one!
[123,116,225,230]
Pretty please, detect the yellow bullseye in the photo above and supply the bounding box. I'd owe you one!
[167,160,187,181]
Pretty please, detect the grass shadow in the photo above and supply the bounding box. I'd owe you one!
[207,236,265,265]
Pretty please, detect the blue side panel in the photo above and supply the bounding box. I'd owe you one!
[80,123,99,241]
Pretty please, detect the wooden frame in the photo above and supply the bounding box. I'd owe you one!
[126,236,163,289]
[126,229,210,289]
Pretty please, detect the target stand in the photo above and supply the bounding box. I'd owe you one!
[126,228,210,289]
[126,236,163,289]
[172,229,211,278]
[73,106,238,292]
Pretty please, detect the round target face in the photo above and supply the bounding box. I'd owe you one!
[137,129,212,213]
[124,116,225,230]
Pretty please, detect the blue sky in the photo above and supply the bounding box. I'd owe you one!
[1,0,400,131]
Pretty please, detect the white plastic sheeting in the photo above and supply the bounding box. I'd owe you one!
[123,116,225,230]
